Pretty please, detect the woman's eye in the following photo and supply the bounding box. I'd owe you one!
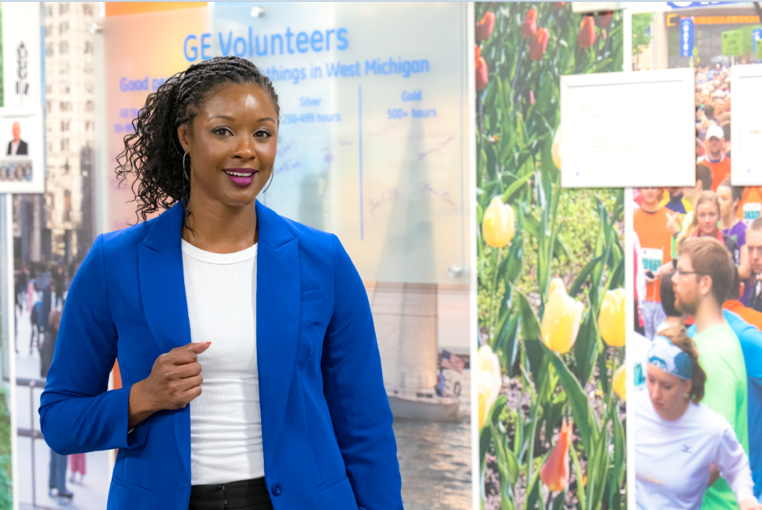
[255,130,271,138]
[213,127,231,136]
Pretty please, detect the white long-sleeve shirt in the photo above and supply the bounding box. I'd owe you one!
[182,239,264,485]
[635,391,755,509]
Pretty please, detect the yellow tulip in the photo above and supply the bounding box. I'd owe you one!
[548,277,566,297]
[598,288,626,347]
[551,124,562,170]
[476,345,502,430]
[541,287,583,354]
[482,197,515,248]
[613,364,626,401]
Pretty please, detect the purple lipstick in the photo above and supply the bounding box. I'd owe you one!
[224,168,256,187]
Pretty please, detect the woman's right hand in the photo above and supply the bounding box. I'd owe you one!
[128,342,211,429]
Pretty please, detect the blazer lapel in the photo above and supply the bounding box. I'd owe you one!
[255,200,301,471]
[137,201,193,481]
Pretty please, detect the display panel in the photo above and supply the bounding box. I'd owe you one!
[561,68,695,188]
[0,2,44,194]
[730,63,762,186]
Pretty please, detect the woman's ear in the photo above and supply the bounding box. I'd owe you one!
[683,378,693,397]
[177,124,192,154]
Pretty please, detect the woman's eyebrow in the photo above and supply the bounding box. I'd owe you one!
[210,115,235,121]
[259,117,276,123]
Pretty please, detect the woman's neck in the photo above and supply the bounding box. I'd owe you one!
[182,195,258,254]
[721,212,736,230]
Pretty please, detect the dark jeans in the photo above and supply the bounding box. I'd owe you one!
[189,478,273,510]
[49,449,68,492]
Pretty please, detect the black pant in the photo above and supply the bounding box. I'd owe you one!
[189,478,273,510]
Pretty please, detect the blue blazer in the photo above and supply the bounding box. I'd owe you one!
[39,200,403,510]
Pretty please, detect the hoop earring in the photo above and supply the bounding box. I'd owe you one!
[183,153,190,182]
[262,170,275,194]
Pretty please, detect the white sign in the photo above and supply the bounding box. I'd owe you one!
[0,2,44,193]
[560,68,695,188]
[731,64,762,186]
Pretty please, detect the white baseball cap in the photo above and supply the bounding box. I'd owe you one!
[705,124,725,141]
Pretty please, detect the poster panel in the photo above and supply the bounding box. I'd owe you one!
[102,4,472,509]
[560,68,695,188]
[475,3,626,509]
[730,63,762,186]
[630,4,762,507]
[0,2,43,194]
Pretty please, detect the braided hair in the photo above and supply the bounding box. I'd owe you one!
[115,56,280,224]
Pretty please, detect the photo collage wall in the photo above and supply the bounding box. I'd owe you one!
[3,2,762,510]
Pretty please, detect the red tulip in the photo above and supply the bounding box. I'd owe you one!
[596,11,612,28]
[476,12,495,42]
[476,57,488,91]
[578,16,596,49]
[528,27,549,60]
[541,420,573,492]
[475,44,481,63]
[520,9,537,39]
[554,2,566,7]
[530,90,535,104]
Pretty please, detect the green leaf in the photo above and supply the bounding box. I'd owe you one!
[479,394,508,474]
[545,345,593,455]
[597,347,610,396]
[517,292,541,341]
[495,311,520,377]
[501,171,533,203]
[479,423,492,476]
[610,406,626,510]
[568,255,604,298]
[524,339,546,397]
[570,444,587,510]
[573,311,599,386]
[525,468,542,510]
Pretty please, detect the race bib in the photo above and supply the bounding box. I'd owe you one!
[744,203,761,226]
[634,361,646,391]
[641,248,664,273]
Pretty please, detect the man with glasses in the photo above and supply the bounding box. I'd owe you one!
[746,218,762,314]
[673,237,748,510]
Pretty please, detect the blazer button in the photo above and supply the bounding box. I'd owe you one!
[271,483,282,497]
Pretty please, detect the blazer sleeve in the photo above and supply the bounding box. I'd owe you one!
[321,235,403,510]
[39,235,149,454]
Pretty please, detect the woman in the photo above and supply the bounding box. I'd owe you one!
[39,56,402,510]
[678,191,740,268]
[718,179,753,302]
[635,326,760,510]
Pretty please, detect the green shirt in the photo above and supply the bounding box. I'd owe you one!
[693,322,749,510]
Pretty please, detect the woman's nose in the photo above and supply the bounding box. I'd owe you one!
[233,135,256,160]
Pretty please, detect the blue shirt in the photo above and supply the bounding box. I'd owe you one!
[689,310,762,500]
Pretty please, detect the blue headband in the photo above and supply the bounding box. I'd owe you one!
[648,335,693,381]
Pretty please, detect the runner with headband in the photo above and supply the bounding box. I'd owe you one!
[635,325,761,510]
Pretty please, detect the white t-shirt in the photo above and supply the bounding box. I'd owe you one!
[635,391,755,509]
[182,239,264,485]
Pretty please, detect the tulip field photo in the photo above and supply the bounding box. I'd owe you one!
[475,4,626,509]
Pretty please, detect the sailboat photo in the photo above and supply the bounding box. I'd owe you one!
[369,282,460,422]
